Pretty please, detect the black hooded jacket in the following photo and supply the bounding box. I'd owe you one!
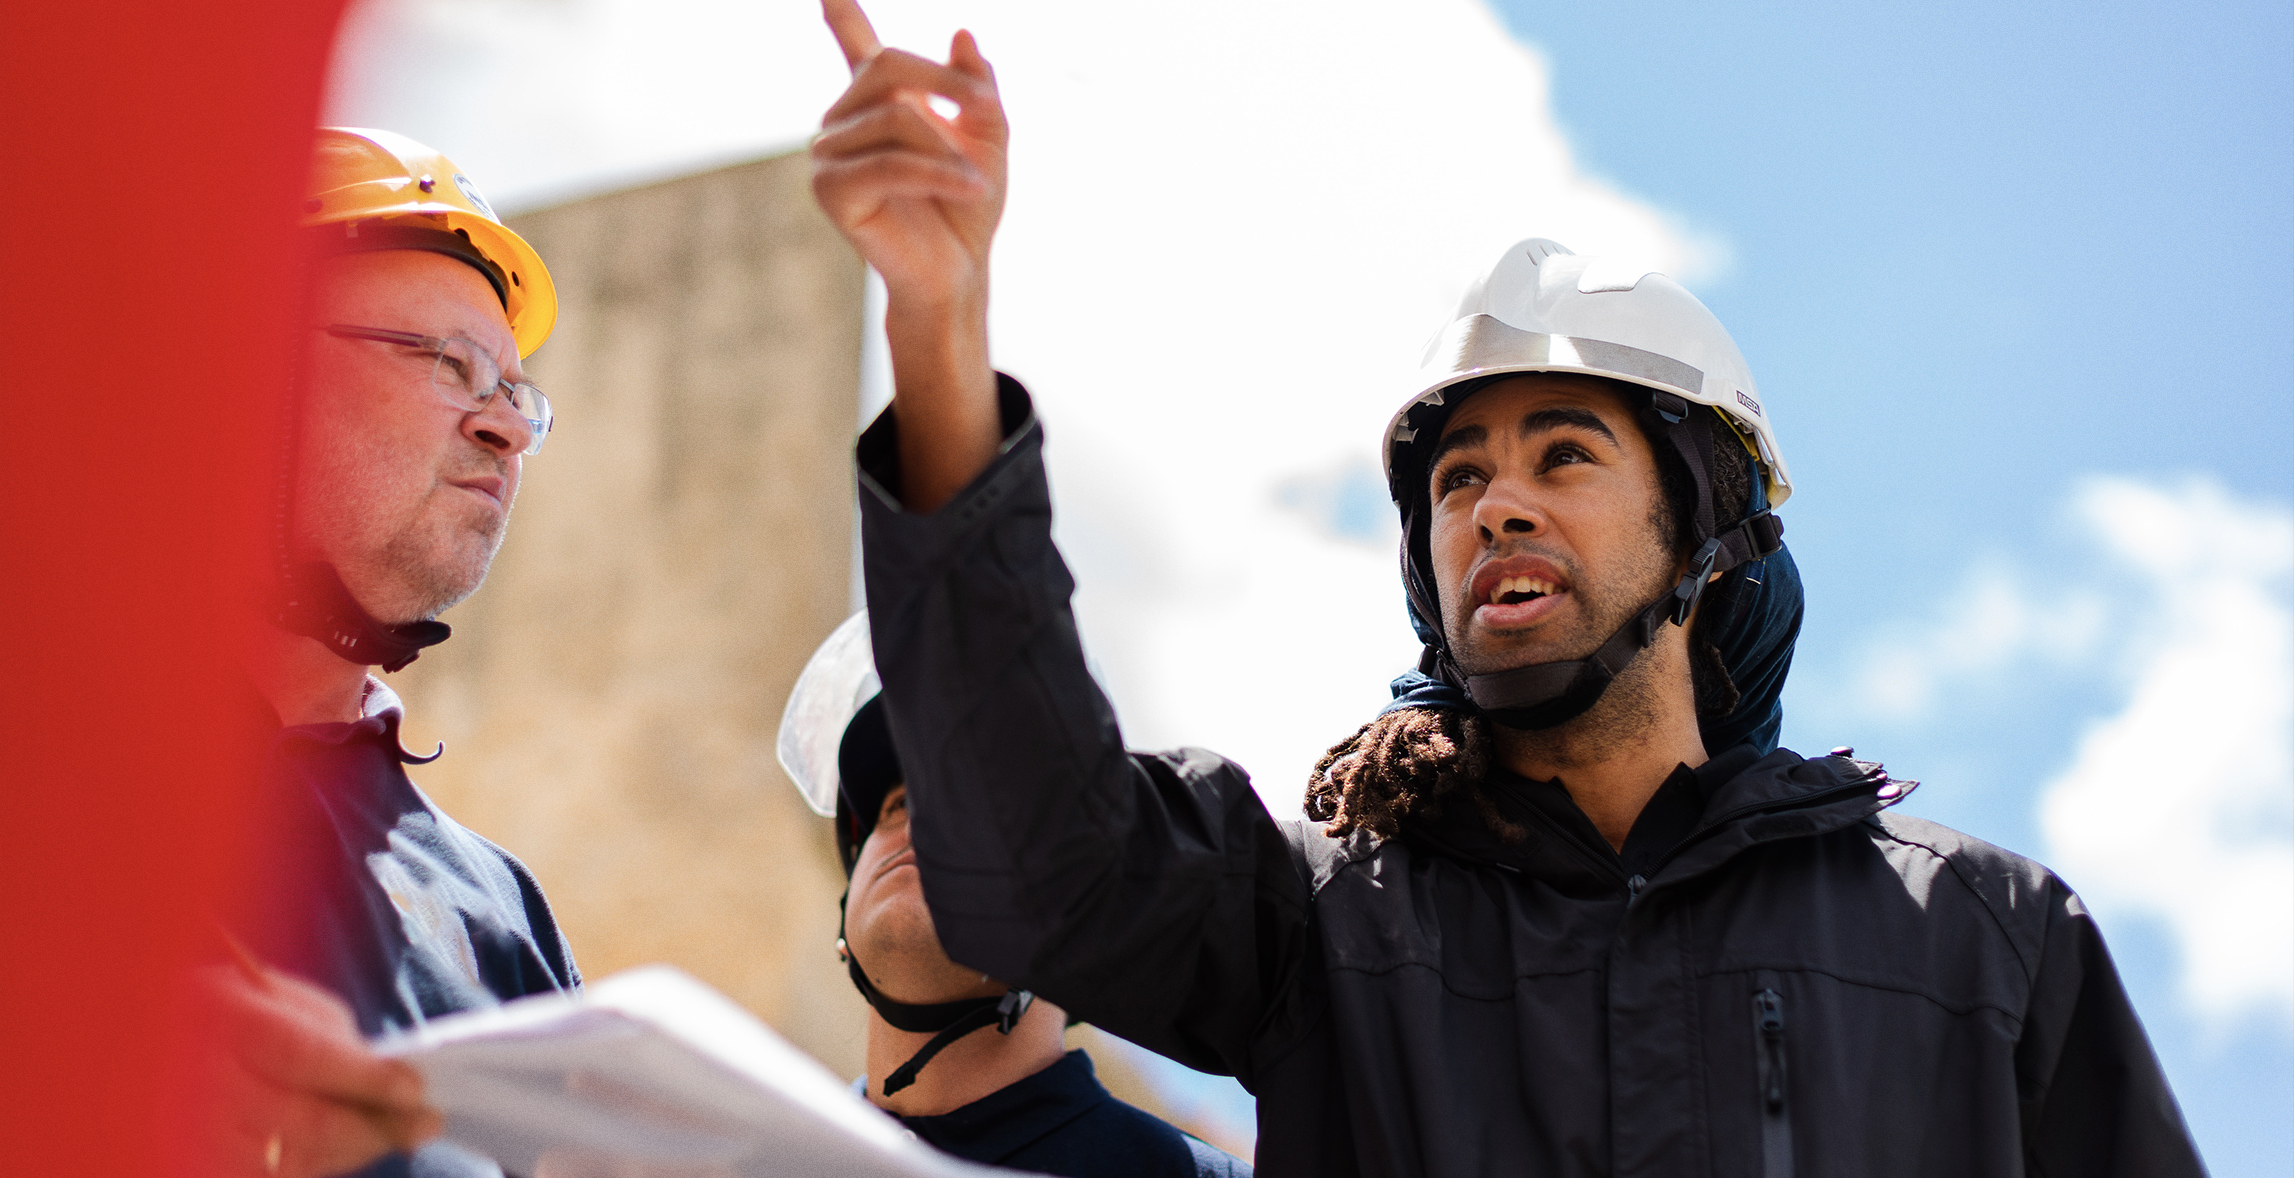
[855,381,2203,1178]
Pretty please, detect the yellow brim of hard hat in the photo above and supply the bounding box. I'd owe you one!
[303,133,558,358]
[451,212,555,360]
[305,203,557,359]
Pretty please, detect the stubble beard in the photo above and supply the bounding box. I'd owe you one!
[378,514,503,622]
[1444,529,1675,683]
[361,469,514,623]
[1496,630,1683,775]
[1444,515,1684,771]
[294,427,515,625]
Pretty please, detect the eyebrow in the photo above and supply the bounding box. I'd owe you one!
[1425,423,1488,472]
[1521,406,1618,446]
[1427,407,1622,473]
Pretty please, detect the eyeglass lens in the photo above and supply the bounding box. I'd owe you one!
[426,337,553,455]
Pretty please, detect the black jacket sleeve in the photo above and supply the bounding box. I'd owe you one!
[855,377,1318,1082]
[2014,879,2207,1177]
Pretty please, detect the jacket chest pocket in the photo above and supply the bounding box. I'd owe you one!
[1752,971,1794,1178]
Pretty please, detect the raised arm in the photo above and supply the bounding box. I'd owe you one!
[811,0,1005,512]
[851,391,1320,1079]
[810,2,1321,1081]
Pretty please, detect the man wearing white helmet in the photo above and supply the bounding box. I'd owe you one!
[776,614,1250,1177]
[201,127,575,1178]
[810,3,2201,1175]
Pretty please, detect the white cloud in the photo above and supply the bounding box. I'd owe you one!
[2039,477,2294,1029]
[327,0,1713,820]
[325,0,842,209]
[1847,567,2104,721]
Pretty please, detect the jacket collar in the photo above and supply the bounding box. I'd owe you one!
[1647,750,1908,887]
[270,675,442,764]
[358,676,403,720]
[1401,748,1910,893]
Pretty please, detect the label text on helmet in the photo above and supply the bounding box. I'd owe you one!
[454,173,497,220]
[1736,389,1764,417]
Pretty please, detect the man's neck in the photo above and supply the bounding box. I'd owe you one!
[1491,637,1707,851]
[238,615,376,727]
[864,996,1068,1118]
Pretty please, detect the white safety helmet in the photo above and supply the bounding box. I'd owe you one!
[776,610,880,819]
[1385,238,1790,508]
[1382,238,1789,731]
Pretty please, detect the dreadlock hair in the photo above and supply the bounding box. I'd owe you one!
[1303,705,1521,841]
[1306,388,1757,842]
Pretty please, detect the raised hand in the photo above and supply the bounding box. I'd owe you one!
[194,956,442,1177]
[812,0,1006,512]
[813,0,1006,309]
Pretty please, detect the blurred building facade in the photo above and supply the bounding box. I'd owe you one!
[385,150,1200,1146]
[390,149,871,1073]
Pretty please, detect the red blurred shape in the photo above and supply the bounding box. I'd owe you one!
[1,0,348,1171]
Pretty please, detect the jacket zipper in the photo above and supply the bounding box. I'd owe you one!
[1753,981,1794,1178]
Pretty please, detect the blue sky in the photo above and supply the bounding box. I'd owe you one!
[332,0,2291,1168]
[1494,0,2291,573]
[1480,0,2292,1170]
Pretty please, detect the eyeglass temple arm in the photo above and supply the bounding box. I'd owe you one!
[321,324,441,349]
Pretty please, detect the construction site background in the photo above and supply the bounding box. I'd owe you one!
[387,148,1229,1154]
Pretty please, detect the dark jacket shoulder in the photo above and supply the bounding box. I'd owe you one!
[1275,817,1378,896]
[1865,809,2062,987]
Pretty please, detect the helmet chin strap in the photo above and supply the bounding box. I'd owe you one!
[1438,511,1782,731]
[840,939,1034,1098]
[270,561,451,675]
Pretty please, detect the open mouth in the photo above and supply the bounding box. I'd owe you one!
[1470,560,1569,628]
[1487,575,1557,607]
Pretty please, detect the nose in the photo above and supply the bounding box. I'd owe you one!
[464,391,533,456]
[1470,471,1545,545]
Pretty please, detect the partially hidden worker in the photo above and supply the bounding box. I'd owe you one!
[777,613,1252,1178]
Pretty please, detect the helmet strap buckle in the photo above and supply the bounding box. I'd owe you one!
[995,988,1035,1033]
[1670,537,1725,626]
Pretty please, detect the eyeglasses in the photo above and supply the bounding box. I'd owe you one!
[319,324,554,455]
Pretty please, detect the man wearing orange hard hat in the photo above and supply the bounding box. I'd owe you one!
[200,127,573,1178]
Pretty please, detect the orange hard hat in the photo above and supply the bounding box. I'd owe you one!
[304,127,557,358]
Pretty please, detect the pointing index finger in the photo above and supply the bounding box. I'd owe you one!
[822,0,884,75]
